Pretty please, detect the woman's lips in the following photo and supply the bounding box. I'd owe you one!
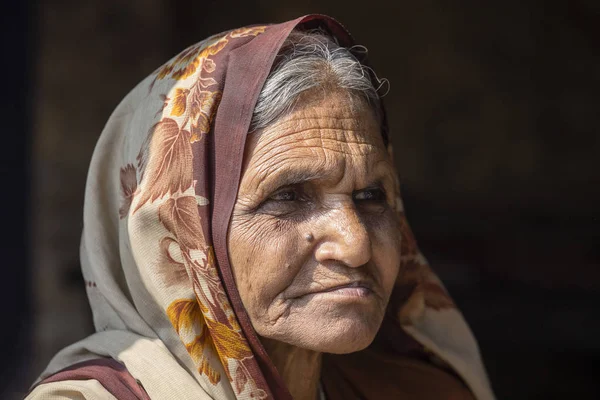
[322,285,372,297]
[303,281,374,298]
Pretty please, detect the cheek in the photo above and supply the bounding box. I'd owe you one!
[228,215,303,315]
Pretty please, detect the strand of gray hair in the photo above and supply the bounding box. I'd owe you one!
[250,30,385,132]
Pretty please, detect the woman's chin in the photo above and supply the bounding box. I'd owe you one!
[265,313,382,355]
[316,332,376,354]
[321,318,381,353]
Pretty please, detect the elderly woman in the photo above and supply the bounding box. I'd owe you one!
[28,15,494,400]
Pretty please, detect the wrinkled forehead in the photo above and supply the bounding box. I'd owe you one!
[239,91,391,193]
[244,91,385,165]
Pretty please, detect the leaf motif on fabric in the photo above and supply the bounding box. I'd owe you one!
[157,237,190,288]
[149,27,262,90]
[199,37,228,58]
[160,45,200,79]
[228,314,240,331]
[154,64,174,82]
[193,354,221,384]
[153,36,228,84]
[234,363,248,394]
[168,298,204,337]
[171,88,189,116]
[190,91,222,143]
[158,196,205,250]
[202,58,216,73]
[134,118,193,211]
[197,58,218,88]
[198,76,218,88]
[167,299,221,384]
[172,56,202,81]
[167,297,253,389]
[205,316,252,362]
[160,237,184,266]
[229,26,267,38]
[156,44,201,81]
[204,246,220,280]
[166,245,256,393]
[119,164,138,219]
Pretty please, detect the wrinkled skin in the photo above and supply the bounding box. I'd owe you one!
[228,90,401,356]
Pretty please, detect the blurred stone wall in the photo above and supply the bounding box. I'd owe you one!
[30,0,599,398]
[31,0,174,379]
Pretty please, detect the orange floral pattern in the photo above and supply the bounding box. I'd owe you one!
[167,299,221,384]
[123,26,268,398]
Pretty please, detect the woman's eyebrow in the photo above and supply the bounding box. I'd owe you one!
[252,156,393,194]
[360,179,385,189]
[256,168,325,194]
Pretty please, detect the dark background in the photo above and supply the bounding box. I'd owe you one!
[2,0,599,398]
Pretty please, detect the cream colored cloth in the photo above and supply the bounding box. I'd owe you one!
[29,380,118,400]
[28,16,495,400]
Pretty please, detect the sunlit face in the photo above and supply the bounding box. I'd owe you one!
[227,90,401,354]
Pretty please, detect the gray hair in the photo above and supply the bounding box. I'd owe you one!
[249,30,385,132]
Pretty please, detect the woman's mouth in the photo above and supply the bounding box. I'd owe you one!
[322,282,373,297]
[302,281,375,299]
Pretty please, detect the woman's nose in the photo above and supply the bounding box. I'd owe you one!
[314,205,372,268]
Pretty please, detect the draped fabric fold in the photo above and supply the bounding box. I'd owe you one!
[29,15,494,400]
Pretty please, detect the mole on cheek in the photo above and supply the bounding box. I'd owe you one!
[305,233,314,242]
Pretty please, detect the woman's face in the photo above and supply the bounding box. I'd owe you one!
[228,90,401,354]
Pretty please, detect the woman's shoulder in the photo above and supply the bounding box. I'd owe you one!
[26,358,149,400]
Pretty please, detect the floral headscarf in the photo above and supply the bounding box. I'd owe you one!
[29,15,494,400]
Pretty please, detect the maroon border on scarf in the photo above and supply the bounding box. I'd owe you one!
[31,358,150,400]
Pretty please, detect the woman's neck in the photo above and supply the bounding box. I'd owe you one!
[261,338,322,400]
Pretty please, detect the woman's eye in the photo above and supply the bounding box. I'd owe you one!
[257,187,306,217]
[353,188,386,202]
[270,189,297,201]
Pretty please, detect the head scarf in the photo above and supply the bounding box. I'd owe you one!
[31,15,494,400]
